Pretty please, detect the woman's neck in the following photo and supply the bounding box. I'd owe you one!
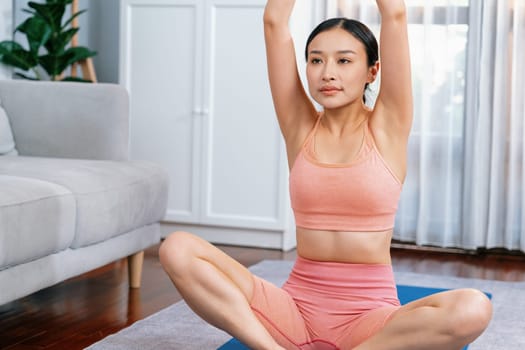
[322,102,370,137]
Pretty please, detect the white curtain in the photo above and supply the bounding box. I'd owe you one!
[463,0,525,251]
[329,0,525,251]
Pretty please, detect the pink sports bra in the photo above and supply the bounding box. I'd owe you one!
[289,114,403,232]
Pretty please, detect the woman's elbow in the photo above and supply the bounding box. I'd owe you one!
[263,10,280,28]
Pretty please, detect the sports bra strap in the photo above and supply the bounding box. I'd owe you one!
[301,112,323,150]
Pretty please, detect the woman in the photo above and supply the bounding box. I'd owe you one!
[159,1,493,349]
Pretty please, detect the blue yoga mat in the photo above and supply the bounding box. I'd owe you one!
[218,285,491,350]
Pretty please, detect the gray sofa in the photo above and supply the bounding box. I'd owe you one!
[0,80,169,305]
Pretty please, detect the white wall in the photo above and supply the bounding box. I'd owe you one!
[86,0,120,83]
[0,0,13,80]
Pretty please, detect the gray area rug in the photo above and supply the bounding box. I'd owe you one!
[86,260,525,350]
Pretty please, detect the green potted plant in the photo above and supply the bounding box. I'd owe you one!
[0,0,97,82]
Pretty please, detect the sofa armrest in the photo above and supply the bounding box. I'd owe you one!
[0,80,129,160]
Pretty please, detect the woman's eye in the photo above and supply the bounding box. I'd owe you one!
[339,58,351,64]
[310,58,322,64]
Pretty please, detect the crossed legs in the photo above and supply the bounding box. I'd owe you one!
[159,231,492,350]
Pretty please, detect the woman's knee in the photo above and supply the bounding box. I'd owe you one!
[447,288,492,340]
[159,231,198,275]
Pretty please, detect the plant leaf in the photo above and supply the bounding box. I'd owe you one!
[38,54,60,77]
[0,41,38,70]
[16,17,52,54]
[21,9,37,16]
[28,2,66,31]
[45,0,74,5]
[14,71,39,80]
[44,27,78,54]
[60,46,97,66]
[62,9,87,30]
[39,46,96,77]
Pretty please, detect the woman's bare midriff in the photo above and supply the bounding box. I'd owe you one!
[296,227,393,264]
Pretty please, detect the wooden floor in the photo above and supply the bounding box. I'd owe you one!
[1,242,525,349]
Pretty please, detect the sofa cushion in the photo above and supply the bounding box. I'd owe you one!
[0,156,168,248]
[0,100,18,156]
[0,174,76,270]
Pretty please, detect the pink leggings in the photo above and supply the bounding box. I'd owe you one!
[249,257,401,350]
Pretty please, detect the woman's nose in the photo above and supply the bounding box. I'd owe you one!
[322,62,336,81]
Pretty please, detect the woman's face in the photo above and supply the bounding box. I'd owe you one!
[306,28,377,109]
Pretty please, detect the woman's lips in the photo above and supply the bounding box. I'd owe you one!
[320,86,342,96]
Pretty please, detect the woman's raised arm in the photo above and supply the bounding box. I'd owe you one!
[373,0,413,137]
[264,0,316,143]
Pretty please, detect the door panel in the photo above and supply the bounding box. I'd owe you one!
[121,0,203,222]
[201,0,286,229]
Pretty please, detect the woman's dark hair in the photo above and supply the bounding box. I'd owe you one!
[305,18,379,103]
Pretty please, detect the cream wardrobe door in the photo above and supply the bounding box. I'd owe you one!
[120,0,204,223]
[199,0,288,231]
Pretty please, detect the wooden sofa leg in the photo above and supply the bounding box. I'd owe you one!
[127,250,144,289]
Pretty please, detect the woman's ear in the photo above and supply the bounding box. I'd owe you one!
[368,62,380,83]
